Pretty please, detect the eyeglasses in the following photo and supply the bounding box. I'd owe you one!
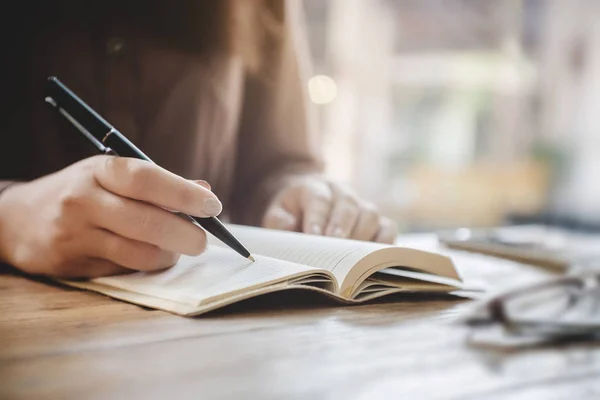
[460,272,600,340]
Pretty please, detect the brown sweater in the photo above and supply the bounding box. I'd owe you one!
[0,0,324,226]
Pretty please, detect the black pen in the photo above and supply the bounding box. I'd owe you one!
[44,76,255,262]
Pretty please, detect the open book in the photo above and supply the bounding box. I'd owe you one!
[63,225,464,316]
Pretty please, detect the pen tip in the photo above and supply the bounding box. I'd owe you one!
[248,255,256,262]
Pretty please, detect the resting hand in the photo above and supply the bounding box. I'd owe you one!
[262,176,397,243]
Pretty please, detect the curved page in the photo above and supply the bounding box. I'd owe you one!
[85,245,335,307]
[217,225,459,297]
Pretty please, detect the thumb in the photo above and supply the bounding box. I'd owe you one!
[262,204,298,231]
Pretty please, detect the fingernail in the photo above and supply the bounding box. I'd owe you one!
[194,180,211,190]
[203,198,222,216]
[311,224,322,235]
[332,227,344,237]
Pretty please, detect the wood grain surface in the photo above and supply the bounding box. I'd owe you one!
[2,235,599,400]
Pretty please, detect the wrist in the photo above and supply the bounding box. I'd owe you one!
[0,182,24,265]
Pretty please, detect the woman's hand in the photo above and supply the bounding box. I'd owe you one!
[0,156,221,278]
[262,176,397,243]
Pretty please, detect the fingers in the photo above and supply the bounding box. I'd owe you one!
[306,185,397,243]
[55,228,182,279]
[52,257,130,279]
[300,182,333,235]
[83,258,132,278]
[374,217,398,244]
[262,178,397,244]
[89,189,208,256]
[263,206,298,231]
[88,228,180,272]
[95,157,222,218]
[349,202,380,241]
[324,188,360,238]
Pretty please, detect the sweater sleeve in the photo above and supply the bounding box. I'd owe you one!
[229,0,325,226]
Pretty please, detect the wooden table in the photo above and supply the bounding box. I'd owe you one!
[2,235,600,400]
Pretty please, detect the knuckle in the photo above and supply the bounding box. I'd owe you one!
[89,154,110,166]
[58,182,91,214]
[76,155,103,177]
[49,224,73,245]
[100,157,155,197]
[262,211,279,228]
[306,189,332,205]
[361,203,380,222]
[95,154,120,181]
[300,181,332,204]
[127,162,154,196]
[104,154,127,173]
[362,201,379,214]
[335,199,358,218]
[47,215,79,250]
[133,212,165,238]
[263,207,296,230]
[47,208,69,234]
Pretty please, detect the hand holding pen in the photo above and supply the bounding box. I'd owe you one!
[0,155,228,278]
[0,77,253,279]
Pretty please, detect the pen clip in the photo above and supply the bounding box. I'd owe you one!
[45,96,112,154]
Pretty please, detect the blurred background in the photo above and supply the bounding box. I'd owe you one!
[300,0,600,232]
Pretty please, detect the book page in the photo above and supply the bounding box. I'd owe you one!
[211,225,377,282]
[212,225,458,297]
[87,245,334,307]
